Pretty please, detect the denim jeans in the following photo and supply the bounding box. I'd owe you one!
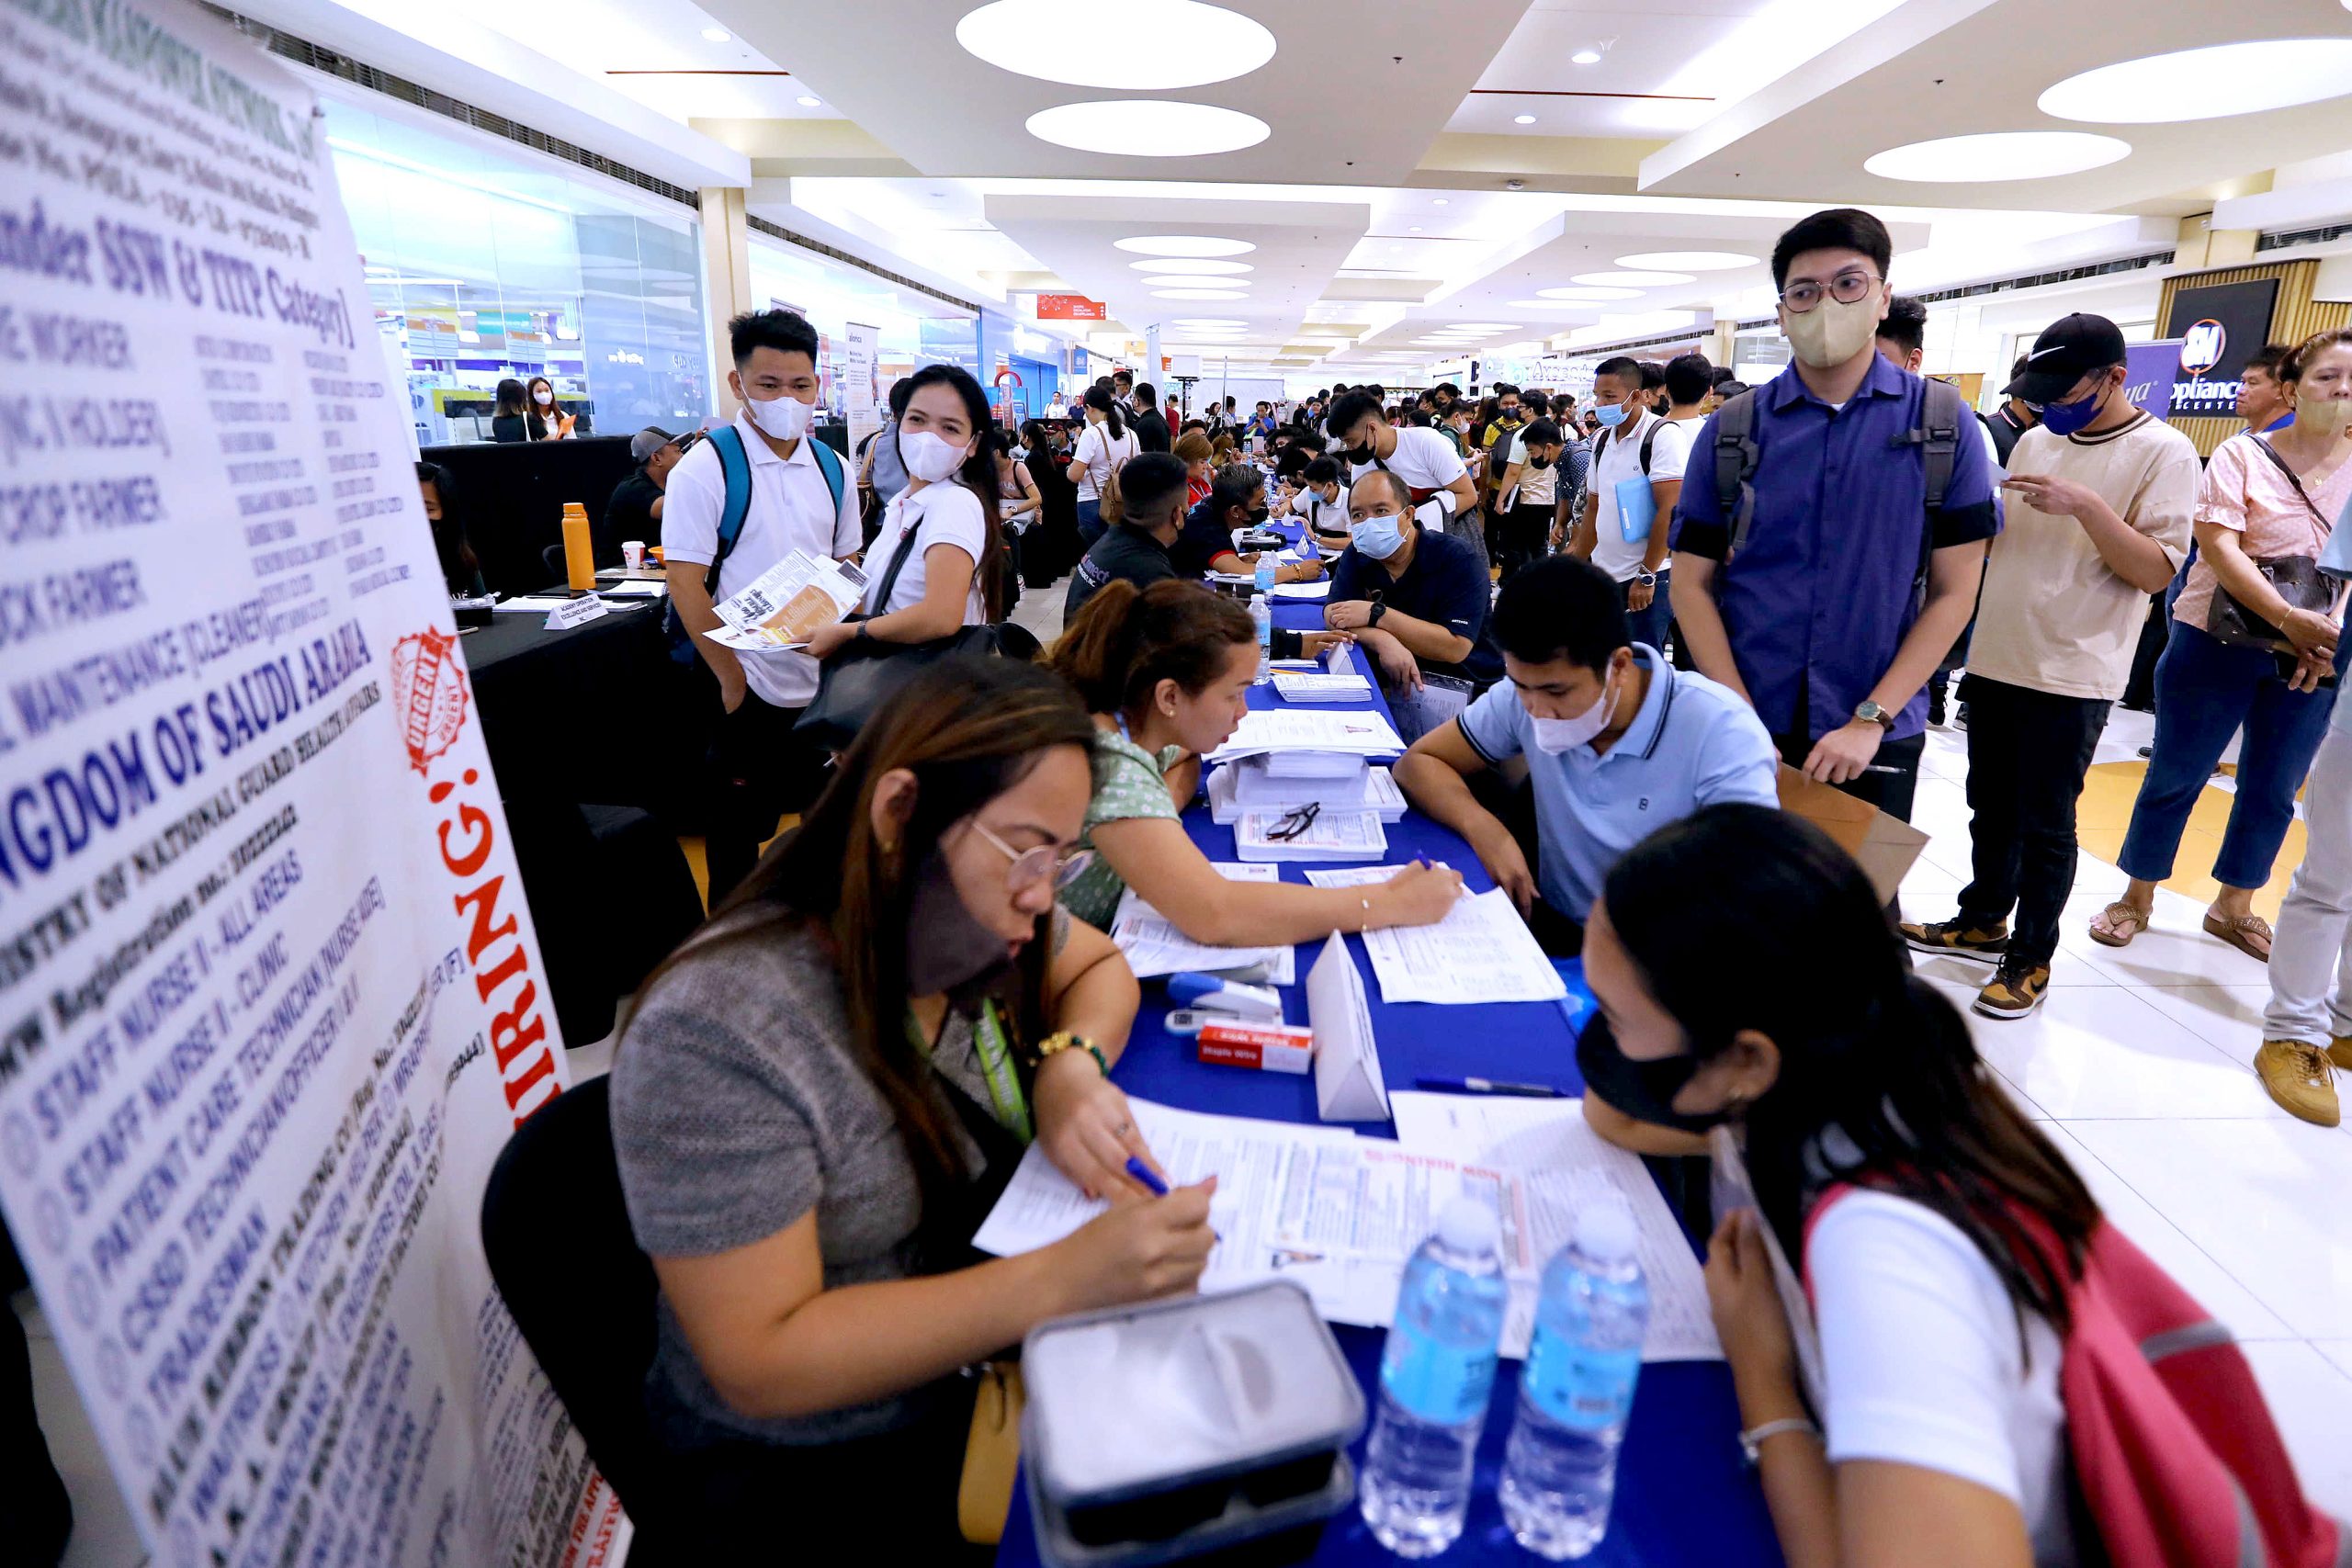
[2119,622,2336,890]
[1075,498,1104,549]
[1618,572,1671,656]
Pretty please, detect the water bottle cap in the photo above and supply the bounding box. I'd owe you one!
[1434,1195,1499,1254]
[1577,1194,1639,1261]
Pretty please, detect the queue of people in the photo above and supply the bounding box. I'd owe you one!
[582,202,2352,1557]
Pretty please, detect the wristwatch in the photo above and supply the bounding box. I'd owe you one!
[1035,1032,1108,1077]
[1853,701,1895,730]
[1634,570,1658,589]
[1367,592,1388,628]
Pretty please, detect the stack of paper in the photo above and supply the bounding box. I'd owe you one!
[1272,671,1373,704]
[1235,807,1386,863]
[1208,764,1405,825]
[1206,709,1405,764]
[1272,580,1332,600]
[1359,888,1566,1004]
[1110,863,1295,984]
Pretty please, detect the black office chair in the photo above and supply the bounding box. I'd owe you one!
[480,1076,682,1550]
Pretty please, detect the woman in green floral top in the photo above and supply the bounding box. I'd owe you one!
[1047,580,1462,940]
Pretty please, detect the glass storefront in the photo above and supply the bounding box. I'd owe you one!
[326,97,712,446]
[749,237,973,425]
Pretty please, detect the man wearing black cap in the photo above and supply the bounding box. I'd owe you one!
[605,425,684,559]
[1901,313,2199,1020]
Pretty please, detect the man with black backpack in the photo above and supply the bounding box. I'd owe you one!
[1570,355,1690,653]
[663,309,860,903]
[1668,208,1998,824]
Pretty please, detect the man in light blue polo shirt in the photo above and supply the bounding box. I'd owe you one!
[1396,556,1779,953]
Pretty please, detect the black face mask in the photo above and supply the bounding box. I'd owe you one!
[904,850,1016,1000]
[1245,508,1270,527]
[1347,442,1375,465]
[1573,1014,1736,1135]
[1529,455,1553,470]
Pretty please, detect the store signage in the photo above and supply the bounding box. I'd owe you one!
[2122,341,2180,422]
[1037,294,1108,321]
[2160,276,2279,417]
[0,3,617,1565]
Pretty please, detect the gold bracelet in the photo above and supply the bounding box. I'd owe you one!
[1037,1031,1108,1077]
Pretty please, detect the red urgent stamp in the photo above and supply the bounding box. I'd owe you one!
[389,627,471,773]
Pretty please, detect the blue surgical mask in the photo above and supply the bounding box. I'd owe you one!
[2037,379,2109,436]
[1351,513,1406,560]
[1592,402,1630,428]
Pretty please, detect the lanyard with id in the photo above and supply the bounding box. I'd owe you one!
[908,998,1033,1145]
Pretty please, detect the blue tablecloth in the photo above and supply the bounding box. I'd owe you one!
[996,556,1781,1567]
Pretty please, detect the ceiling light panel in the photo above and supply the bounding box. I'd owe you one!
[1152,288,1248,299]
[1026,101,1269,157]
[1116,235,1256,257]
[1864,132,2129,182]
[1572,271,1694,288]
[1613,251,1756,272]
[1536,286,1643,302]
[957,0,1275,89]
[1129,258,1252,274]
[2038,40,2352,124]
[1142,274,1253,290]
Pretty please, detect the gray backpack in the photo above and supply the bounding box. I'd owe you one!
[1711,375,1969,604]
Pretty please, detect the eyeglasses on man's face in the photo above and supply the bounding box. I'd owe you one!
[1778,269,1882,314]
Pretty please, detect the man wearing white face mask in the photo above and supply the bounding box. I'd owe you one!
[1325,469,1501,743]
[1396,556,1778,954]
[1668,208,1998,828]
[663,309,861,903]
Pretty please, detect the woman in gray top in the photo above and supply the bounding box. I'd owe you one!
[611,658,1215,1554]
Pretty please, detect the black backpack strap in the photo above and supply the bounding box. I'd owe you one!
[1888,378,1970,604]
[1713,390,1762,560]
[868,503,931,614]
[1638,419,1662,477]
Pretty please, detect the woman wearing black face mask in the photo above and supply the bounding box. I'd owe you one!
[1579,803,2247,1565]
[612,659,1214,1556]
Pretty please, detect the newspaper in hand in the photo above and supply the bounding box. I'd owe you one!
[707,549,869,650]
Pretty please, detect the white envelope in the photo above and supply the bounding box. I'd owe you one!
[1307,932,1389,1122]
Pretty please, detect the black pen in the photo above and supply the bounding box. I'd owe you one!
[1416,1076,1564,1098]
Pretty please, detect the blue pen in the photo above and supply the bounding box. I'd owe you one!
[1125,1156,1222,1242]
[1416,1075,1564,1099]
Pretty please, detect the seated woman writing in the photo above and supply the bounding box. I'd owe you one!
[1046,578,1462,943]
[611,658,1216,1556]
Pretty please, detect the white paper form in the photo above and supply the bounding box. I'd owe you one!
[1272,671,1374,703]
[972,1100,1360,1292]
[1207,709,1405,763]
[1210,765,1402,825]
[1111,863,1295,985]
[1302,862,1453,890]
[1272,579,1333,600]
[1359,888,1567,1004]
[1236,808,1387,863]
[1709,1126,1824,1408]
[1388,1092,1723,1362]
[709,549,868,649]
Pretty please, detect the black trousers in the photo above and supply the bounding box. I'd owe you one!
[1954,674,2110,969]
[704,690,833,906]
[1494,502,1553,581]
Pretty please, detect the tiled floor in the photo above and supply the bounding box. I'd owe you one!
[16,693,2352,1564]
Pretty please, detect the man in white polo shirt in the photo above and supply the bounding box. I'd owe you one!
[1570,355,1691,654]
[1326,387,1487,582]
[662,308,859,902]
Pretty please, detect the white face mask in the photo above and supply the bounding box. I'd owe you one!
[745,390,814,442]
[1781,293,1882,370]
[533,388,554,406]
[900,428,968,483]
[1527,664,1619,755]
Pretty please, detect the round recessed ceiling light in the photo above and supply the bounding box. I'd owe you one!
[701,26,729,40]
[2038,40,2352,123]
[797,96,823,107]
[1864,131,2129,182]
[1614,250,1757,272]
[1144,275,1252,290]
[958,0,1276,89]
[1171,317,1246,327]
[1513,114,1536,125]
[1027,100,1269,157]
[1152,288,1248,299]
[1571,49,1601,64]
[1431,197,1450,207]
[1573,270,1694,288]
[1507,299,1604,311]
[1116,235,1256,257]
[1129,258,1251,274]
[1537,286,1642,301]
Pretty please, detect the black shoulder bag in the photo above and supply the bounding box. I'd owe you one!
[2205,437,2335,653]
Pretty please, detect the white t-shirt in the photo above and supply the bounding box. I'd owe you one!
[1293,486,1350,536]
[1811,1190,2073,1563]
[1589,412,1693,581]
[1071,422,1137,504]
[1349,426,1467,534]
[863,480,989,626]
[662,412,861,707]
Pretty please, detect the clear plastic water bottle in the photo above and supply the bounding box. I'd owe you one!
[1360,1197,1509,1558]
[1250,592,1272,683]
[1498,1195,1649,1559]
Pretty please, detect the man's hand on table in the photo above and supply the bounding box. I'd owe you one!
[1468,819,1536,912]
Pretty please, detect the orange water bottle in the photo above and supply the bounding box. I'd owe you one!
[561,502,595,592]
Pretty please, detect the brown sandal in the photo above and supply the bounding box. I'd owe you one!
[2088,901,2148,948]
[2202,911,2273,962]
